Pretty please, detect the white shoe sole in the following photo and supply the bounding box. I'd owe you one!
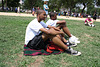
[72,52,81,56]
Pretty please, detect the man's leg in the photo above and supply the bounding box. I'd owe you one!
[56,35,68,43]
[57,24,72,37]
[42,33,68,50]
[42,33,81,56]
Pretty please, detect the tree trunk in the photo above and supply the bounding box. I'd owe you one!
[81,3,86,14]
[70,8,72,16]
[81,3,86,18]
[2,0,4,11]
[6,0,7,12]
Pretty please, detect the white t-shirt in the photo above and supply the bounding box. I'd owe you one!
[46,19,59,27]
[25,18,47,45]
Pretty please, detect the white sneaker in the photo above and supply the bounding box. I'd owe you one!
[65,41,77,47]
[69,36,80,47]
[91,24,95,27]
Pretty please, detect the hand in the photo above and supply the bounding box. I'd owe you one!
[49,28,64,36]
[62,20,66,24]
[48,25,60,31]
[90,22,93,24]
[59,30,65,37]
[52,27,60,31]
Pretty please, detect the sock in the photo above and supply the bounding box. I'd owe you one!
[64,47,71,54]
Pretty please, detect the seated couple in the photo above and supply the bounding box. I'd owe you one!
[25,9,81,56]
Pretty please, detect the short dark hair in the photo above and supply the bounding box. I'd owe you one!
[36,9,44,16]
[44,1,47,4]
[49,12,56,18]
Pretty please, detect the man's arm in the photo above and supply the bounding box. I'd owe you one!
[47,25,60,31]
[40,28,64,36]
[57,20,66,24]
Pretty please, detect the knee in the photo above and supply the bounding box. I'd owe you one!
[58,24,66,28]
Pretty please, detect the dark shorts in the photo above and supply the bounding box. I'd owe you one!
[27,33,49,50]
[93,17,96,20]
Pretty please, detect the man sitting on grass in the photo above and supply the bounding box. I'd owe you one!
[25,9,81,56]
[85,15,95,27]
[46,12,80,47]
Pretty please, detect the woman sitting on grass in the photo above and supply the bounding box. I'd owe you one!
[85,15,95,27]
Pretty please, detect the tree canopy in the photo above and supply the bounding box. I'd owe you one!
[24,0,43,10]
[1,0,99,15]
[23,0,99,15]
[7,0,20,7]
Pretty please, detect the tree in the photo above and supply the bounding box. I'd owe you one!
[77,0,94,14]
[24,0,43,10]
[96,0,100,6]
[57,0,78,15]
[87,3,95,15]
[48,0,78,15]
[48,0,62,12]
[7,0,20,7]
[2,0,4,10]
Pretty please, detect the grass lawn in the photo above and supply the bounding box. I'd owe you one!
[0,15,100,67]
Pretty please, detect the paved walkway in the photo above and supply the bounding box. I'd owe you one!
[0,12,100,22]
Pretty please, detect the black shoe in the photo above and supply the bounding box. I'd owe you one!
[64,48,81,56]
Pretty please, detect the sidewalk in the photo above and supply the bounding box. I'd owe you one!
[0,12,100,22]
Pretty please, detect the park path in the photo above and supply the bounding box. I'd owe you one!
[0,12,100,22]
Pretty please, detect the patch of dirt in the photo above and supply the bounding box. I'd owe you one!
[84,33,93,39]
[17,52,23,58]
[60,58,71,66]
[28,56,44,67]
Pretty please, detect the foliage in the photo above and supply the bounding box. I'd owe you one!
[87,3,100,16]
[22,0,99,15]
[1,0,4,10]
[49,0,62,12]
[96,0,100,6]
[77,0,94,13]
[23,0,43,10]
[48,0,78,15]
[0,3,2,7]
[7,0,20,7]
[87,3,95,15]
[97,8,100,15]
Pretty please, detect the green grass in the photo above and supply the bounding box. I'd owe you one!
[0,15,100,67]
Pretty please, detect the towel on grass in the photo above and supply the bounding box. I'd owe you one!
[24,41,64,56]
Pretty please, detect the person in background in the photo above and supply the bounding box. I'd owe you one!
[85,15,95,27]
[32,7,35,16]
[93,12,97,21]
[15,7,17,13]
[17,7,20,13]
[43,1,49,21]
[38,7,40,10]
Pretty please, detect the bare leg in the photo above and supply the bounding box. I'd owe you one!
[57,24,72,37]
[56,35,67,43]
[42,33,68,50]
[51,36,68,50]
